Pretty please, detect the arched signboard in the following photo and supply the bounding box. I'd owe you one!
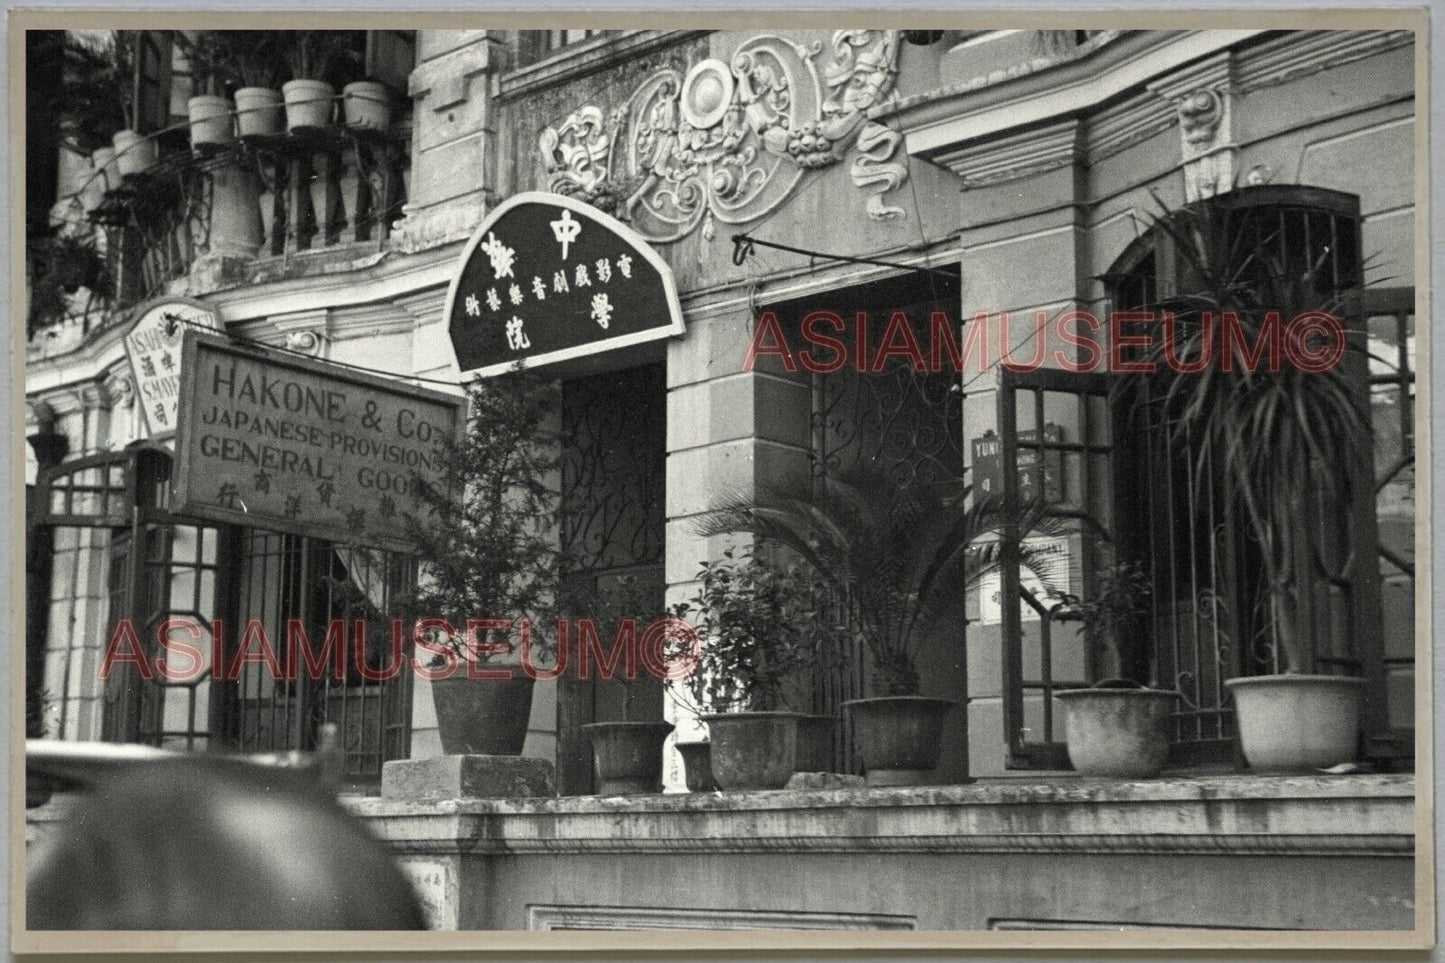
[443,192,685,379]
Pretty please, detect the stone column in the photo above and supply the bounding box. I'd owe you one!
[661,300,814,789]
[391,31,507,254]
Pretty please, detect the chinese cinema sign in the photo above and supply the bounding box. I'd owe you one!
[174,332,464,550]
[444,192,685,377]
[123,298,221,436]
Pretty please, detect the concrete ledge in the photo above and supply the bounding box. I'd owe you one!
[381,755,555,802]
[348,773,1415,857]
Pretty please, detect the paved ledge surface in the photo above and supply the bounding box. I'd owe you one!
[345,773,1415,857]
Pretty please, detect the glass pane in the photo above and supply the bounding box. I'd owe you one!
[172,526,199,565]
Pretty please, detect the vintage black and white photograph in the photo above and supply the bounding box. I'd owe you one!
[14,12,1430,952]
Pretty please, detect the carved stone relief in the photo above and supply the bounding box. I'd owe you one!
[537,30,911,243]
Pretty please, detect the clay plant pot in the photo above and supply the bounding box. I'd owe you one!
[1225,674,1366,771]
[676,741,717,792]
[842,696,955,787]
[112,129,157,178]
[430,674,535,756]
[1054,686,1180,778]
[700,711,801,791]
[235,87,285,138]
[342,81,393,130]
[187,95,234,152]
[282,79,336,131]
[582,721,673,795]
[794,714,836,773]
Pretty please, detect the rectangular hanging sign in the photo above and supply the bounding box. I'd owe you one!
[443,191,685,378]
[172,331,465,551]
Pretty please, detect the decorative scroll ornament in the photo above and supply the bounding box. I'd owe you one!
[541,31,908,243]
[539,106,625,214]
[1173,86,1235,203]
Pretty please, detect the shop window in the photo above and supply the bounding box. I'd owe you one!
[1365,287,1415,758]
[232,531,416,785]
[29,445,416,785]
[514,30,611,68]
[769,269,966,771]
[995,186,1391,770]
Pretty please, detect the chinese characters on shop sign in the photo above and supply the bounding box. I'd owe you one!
[446,193,684,377]
[173,332,464,550]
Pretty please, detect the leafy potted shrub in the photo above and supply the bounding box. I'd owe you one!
[1126,192,1372,771]
[579,575,674,795]
[700,466,1056,786]
[27,230,111,336]
[51,33,135,181]
[670,547,828,791]
[281,32,363,131]
[79,33,158,178]
[403,368,560,757]
[1052,561,1180,778]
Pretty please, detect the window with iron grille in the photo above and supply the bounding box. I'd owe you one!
[996,185,1392,770]
[29,444,417,785]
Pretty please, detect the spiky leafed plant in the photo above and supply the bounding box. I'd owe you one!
[402,367,562,666]
[1122,193,1374,674]
[696,465,1061,696]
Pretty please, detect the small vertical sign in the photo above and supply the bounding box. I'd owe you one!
[123,298,221,437]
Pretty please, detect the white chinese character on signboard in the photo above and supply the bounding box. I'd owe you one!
[553,270,569,294]
[616,253,633,278]
[480,232,516,279]
[464,293,481,317]
[575,263,591,287]
[505,316,531,350]
[532,276,547,300]
[595,258,612,283]
[590,292,613,330]
[508,283,524,306]
[486,288,502,312]
[550,209,581,260]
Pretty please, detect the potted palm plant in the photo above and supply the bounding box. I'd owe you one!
[699,466,1056,786]
[1052,561,1180,777]
[670,548,828,791]
[281,32,363,131]
[177,32,235,152]
[208,31,289,138]
[579,575,674,795]
[403,367,561,757]
[1125,191,1373,771]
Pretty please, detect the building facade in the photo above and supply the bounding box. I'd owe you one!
[24,27,1419,932]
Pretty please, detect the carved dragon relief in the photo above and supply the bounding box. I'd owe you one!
[537,30,909,244]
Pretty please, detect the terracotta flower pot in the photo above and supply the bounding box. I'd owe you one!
[794,714,836,773]
[676,741,717,792]
[112,129,157,178]
[429,674,535,756]
[1055,687,1180,778]
[582,721,673,794]
[842,696,955,786]
[235,87,285,138]
[283,79,336,131]
[700,711,801,790]
[342,81,392,130]
[1226,674,1366,771]
[188,95,234,152]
